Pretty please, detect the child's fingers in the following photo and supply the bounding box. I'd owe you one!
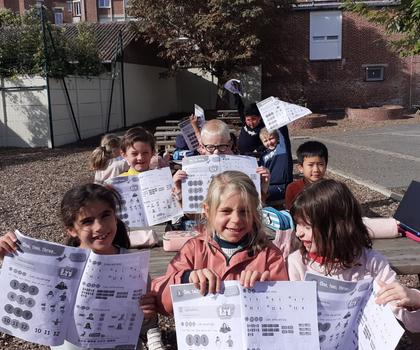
[260,270,270,282]
[0,232,19,256]
[189,270,208,296]
[204,269,220,294]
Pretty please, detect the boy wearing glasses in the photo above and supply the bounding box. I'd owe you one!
[172,119,271,203]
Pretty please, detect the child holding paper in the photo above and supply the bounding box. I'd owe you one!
[288,179,420,333]
[152,170,289,315]
[0,183,165,349]
[238,103,266,155]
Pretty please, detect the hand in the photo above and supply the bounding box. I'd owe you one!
[256,166,270,200]
[375,281,420,310]
[240,270,270,289]
[189,268,221,295]
[0,231,19,258]
[189,114,198,127]
[172,170,188,194]
[140,292,157,319]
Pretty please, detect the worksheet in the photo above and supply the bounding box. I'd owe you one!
[0,231,149,348]
[108,167,182,227]
[178,104,206,151]
[181,155,261,213]
[256,97,312,132]
[171,281,319,350]
[305,273,404,350]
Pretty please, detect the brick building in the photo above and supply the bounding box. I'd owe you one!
[262,0,420,110]
[0,0,130,24]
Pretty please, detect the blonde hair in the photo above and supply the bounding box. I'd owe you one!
[89,134,121,170]
[203,170,269,252]
[201,120,230,143]
[259,127,279,142]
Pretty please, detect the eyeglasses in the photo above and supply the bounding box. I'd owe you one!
[203,144,230,153]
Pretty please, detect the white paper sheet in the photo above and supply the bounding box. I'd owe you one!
[181,155,261,213]
[171,281,319,350]
[0,231,150,348]
[305,273,404,350]
[108,167,182,227]
[178,104,206,151]
[256,97,312,132]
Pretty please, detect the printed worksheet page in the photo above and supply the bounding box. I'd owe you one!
[305,273,404,350]
[178,104,206,151]
[181,155,260,213]
[66,250,150,348]
[138,167,183,225]
[0,230,88,346]
[257,97,312,132]
[108,167,181,227]
[171,281,319,350]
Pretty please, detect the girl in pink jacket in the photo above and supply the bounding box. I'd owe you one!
[288,179,420,333]
[152,170,289,315]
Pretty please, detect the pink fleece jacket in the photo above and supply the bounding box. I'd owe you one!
[152,232,289,315]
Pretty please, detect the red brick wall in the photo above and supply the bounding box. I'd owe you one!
[3,0,19,12]
[262,10,415,110]
[84,0,98,22]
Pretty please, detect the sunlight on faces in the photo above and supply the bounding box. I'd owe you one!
[245,115,261,129]
[261,134,278,150]
[295,218,317,254]
[200,133,233,155]
[205,192,253,243]
[122,141,155,172]
[67,200,118,254]
[298,155,327,183]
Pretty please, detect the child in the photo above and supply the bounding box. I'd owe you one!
[259,127,293,204]
[284,140,328,210]
[172,119,271,204]
[238,102,266,155]
[119,127,158,176]
[0,184,165,350]
[287,179,420,333]
[284,140,399,238]
[152,170,289,315]
[90,134,129,184]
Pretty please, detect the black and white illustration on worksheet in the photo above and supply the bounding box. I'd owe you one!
[0,231,149,348]
[256,97,312,132]
[171,281,319,350]
[305,273,404,350]
[108,167,182,227]
[181,155,260,213]
[178,104,206,151]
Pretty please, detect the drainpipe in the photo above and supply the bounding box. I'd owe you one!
[119,31,127,128]
[38,1,55,148]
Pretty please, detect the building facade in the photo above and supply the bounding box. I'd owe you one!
[0,0,130,25]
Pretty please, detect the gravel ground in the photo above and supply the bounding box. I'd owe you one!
[1,113,420,349]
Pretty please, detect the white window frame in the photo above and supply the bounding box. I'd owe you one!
[363,64,386,82]
[54,9,64,25]
[67,1,73,13]
[98,0,111,8]
[73,0,81,16]
[310,11,342,61]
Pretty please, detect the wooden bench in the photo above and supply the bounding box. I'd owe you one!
[155,125,180,131]
[154,131,180,138]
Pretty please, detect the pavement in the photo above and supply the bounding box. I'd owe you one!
[291,124,420,200]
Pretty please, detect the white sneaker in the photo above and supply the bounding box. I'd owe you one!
[146,328,165,350]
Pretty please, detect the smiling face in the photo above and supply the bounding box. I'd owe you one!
[122,141,155,172]
[199,133,233,155]
[261,133,278,150]
[298,155,327,183]
[67,200,118,254]
[244,115,261,129]
[205,192,253,243]
[295,218,317,254]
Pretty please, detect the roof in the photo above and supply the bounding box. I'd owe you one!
[294,0,399,10]
[62,21,137,62]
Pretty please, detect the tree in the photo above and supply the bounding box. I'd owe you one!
[128,0,290,104]
[0,7,104,78]
[346,0,420,56]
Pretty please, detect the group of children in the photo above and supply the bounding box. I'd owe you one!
[1,110,420,350]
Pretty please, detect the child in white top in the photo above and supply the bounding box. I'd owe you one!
[90,134,128,184]
[287,179,420,333]
[0,183,164,350]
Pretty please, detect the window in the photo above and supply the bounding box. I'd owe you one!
[54,9,63,25]
[310,11,342,60]
[364,66,385,81]
[67,1,73,12]
[73,0,81,16]
[98,0,111,8]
